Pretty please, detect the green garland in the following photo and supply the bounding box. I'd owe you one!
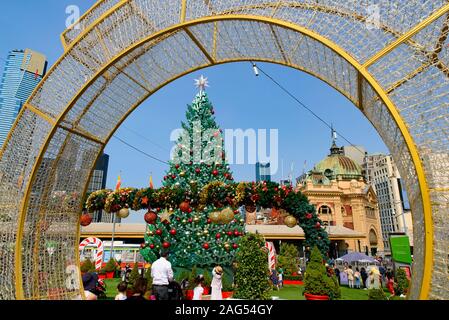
[85,181,331,256]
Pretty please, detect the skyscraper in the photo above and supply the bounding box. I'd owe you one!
[256,162,271,182]
[0,49,47,147]
[86,153,115,223]
[364,154,413,250]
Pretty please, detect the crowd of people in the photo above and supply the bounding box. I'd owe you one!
[82,250,226,301]
[329,261,398,293]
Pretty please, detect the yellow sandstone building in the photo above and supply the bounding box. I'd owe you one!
[297,142,384,257]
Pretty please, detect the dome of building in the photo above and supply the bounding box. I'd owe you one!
[313,142,363,180]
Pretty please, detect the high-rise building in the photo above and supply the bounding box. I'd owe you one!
[256,162,271,182]
[0,49,47,147]
[86,153,115,223]
[364,154,413,250]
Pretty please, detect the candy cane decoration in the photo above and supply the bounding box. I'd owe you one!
[265,242,276,271]
[79,237,104,270]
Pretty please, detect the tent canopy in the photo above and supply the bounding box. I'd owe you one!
[336,252,377,263]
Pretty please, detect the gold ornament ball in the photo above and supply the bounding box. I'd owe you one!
[284,215,297,228]
[182,219,187,224]
[220,207,234,224]
[117,208,130,219]
[146,231,154,236]
[203,230,209,235]
[209,211,221,224]
[193,216,200,223]
[196,232,202,237]
[180,171,186,177]
[224,243,231,250]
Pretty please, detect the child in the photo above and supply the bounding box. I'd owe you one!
[115,281,127,300]
[211,266,223,300]
[192,275,205,300]
[278,269,284,289]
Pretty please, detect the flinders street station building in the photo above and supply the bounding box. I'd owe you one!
[246,142,384,259]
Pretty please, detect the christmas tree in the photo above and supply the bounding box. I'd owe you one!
[140,76,245,268]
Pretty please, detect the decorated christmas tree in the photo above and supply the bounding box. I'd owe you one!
[140,76,245,268]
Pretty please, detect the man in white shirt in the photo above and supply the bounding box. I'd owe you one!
[151,250,174,300]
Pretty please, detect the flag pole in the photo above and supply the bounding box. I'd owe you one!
[110,171,121,262]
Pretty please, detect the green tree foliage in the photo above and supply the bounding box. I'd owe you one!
[103,258,117,272]
[140,90,244,267]
[395,268,409,296]
[129,263,140,289]
[368,288,388,300]
[80,258,95,273]
[233,233,271,300]
[277,243,299,276]
[303,246,339,299]
[144,267,153,288]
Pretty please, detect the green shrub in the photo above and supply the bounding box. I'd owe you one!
[303,246,339,299]
[368,288,387,300]
[233,233,271,300]
[284,275,303,281]
[277,243,300,276]
[222,275,234,292]
[103,258,117,272]
[395,268,409,296]
[144,267,152,288]
[187,266,198,290]
[80,258,95,273]
[129,263,140,289]
[203,271,212,288]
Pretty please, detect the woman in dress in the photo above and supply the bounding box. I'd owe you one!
[211,266,223,300]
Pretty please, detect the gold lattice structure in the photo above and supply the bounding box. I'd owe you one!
[0,0,447,300]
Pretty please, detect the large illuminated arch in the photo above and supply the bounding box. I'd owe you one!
[0,0,447,300]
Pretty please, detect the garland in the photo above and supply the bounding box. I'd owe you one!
[85,181,331,255]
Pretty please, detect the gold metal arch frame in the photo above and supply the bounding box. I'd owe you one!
[0,0,447,300]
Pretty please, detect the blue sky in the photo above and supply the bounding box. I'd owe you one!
[0,1,388,222]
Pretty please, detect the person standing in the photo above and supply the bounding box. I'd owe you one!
[334,267,341,285]
[211,266,223,300]
[278,268,284,289]
[346,265,354,288]
[270,269,279,290]
[360,267,368,289]
[151,251,174,300]
[354,268,361,289]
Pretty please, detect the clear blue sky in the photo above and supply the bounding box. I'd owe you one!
[0,1,388,223]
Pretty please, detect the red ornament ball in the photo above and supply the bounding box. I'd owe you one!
[171,174,176,179]
[234,230,240,237]
[156,229,163,236]
[215,233,221,239]
[164,176,168,180]
[170,229,177,236]
[144,211,157,224]
[315,222,321,229]
[227,231,233,236]
[203,243,210,250]
[163,242,171,249]
[140,243,146,249]
[80,214,93,227]
[212,169,219,176]
[179,201,191,213]
[233,244,238,249]
[195,168,201,174]
[175,164,180,169]
[207,218,212,224]
[306,213,313,219]
[188,218,193,223]
[149,244,155,249]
